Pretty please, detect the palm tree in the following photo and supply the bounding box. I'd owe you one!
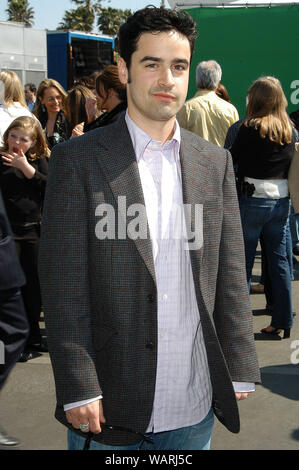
[97,8,131,36]
[6,0,34,27]
[58,6,94,32]
[71,0,104,17]
[58,1,106,32]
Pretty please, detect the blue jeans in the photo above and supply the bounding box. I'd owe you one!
[289,204,299,247]
[67,408,214,450]
[239,196,293,329]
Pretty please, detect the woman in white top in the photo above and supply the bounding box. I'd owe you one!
[0,71,33,145]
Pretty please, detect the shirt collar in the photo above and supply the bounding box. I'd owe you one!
[195,89,216,98]
[125,110,181,163]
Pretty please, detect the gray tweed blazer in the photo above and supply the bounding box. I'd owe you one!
[39,115,260,446]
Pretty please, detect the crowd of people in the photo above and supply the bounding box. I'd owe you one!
[177,60,299,339]
[0,5,298,450]
[0,66,126,365]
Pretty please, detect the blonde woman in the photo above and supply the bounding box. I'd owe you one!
[34,78,67,150]
[231,76,296,339]
[0,71,33,145]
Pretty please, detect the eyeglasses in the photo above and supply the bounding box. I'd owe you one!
[83,423,154,450]
[46,96,62,103]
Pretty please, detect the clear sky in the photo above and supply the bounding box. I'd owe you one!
[0,0,170,31]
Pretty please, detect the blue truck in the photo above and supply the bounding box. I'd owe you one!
[47,30,115,90]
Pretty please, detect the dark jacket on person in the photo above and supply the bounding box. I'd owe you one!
[39,110,67,150]
[84,101,127,133]
[230,123,296,180]
[39,115,260,446]
[290,109,299,132]
[0,189,28,389]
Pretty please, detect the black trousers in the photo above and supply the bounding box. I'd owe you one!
[0,287,28,389]
[13,225,42,345]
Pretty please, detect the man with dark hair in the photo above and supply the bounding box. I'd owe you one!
[24,83,36,112]
[39,7,260,451]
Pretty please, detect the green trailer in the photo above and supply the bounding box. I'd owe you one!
[169,1,299,117]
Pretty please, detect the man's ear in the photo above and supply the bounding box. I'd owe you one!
[117,58,129,85]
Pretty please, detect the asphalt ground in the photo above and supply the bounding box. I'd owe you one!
[0,249,298,452]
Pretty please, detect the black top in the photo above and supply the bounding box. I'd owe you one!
[84,101,127,133]
[0,157,48,227]
[39,110,67,150]
[290,109,299,132]
[230,124,295,179]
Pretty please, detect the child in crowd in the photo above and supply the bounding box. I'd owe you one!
[0,116,49,362]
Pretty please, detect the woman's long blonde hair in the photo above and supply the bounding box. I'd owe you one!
[0,116,50,160]
[0,70,27,108]
[245,76,293,145]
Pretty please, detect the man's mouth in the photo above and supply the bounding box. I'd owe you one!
[152,93,176,102]
[13,147,19,153]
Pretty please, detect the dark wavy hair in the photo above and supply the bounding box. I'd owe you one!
[118,6,197,71]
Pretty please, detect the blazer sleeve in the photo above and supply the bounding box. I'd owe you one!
[213,150,261,383]
[38,145,102,405]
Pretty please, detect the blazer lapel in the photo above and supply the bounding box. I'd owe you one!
[180,133,213,315]
[94,117,156,284]
[180,133,210,259]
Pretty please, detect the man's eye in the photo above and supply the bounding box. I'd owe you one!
[174,65,186,71]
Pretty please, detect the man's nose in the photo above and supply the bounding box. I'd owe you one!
[158,67,175,87]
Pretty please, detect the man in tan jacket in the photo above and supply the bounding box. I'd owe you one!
[177,60,239,147]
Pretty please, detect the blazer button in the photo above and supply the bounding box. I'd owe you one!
[146,342,155,350]
[147,294,155,303]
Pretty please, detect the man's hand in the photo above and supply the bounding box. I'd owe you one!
[66,400,106,434]
[235,392,250,401]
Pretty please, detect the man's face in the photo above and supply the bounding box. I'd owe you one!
[24,86,35,103]
[119,30,191,129]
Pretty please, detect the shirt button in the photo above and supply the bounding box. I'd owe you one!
[146,342,155,350]
[147,294,155,303]
[162,294,168,301]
